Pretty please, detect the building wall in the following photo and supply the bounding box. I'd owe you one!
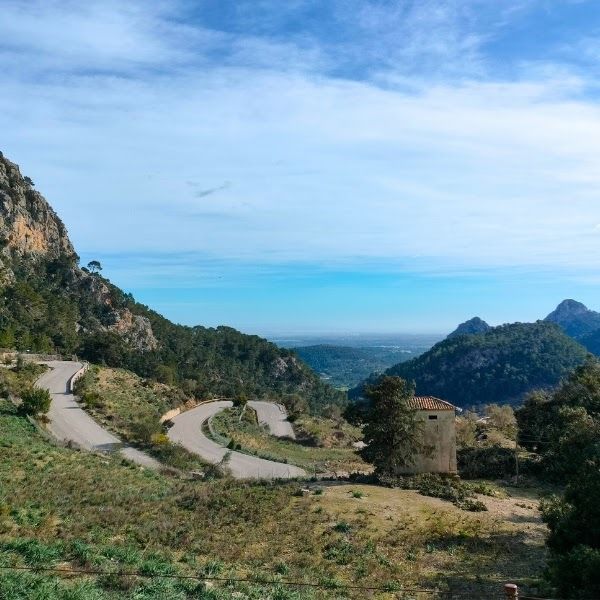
[398,409,457,474]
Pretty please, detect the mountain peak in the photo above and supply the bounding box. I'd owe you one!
[551,299,589,315]
[447,316,491,339]
[545,299,600,338]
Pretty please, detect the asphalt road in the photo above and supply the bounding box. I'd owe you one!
[248,400,296,438]
[38,361,159,470]
[167,400,306,479]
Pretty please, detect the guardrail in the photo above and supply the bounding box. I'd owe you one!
[68,362,88,393]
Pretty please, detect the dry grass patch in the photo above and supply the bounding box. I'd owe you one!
[313,482,547,596]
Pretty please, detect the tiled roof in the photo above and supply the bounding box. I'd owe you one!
[408,396,455,411]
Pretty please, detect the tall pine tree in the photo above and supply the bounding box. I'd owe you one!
[360,376,426,476]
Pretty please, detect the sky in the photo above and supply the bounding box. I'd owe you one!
[2,0,600,334]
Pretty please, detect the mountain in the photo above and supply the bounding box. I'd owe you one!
[351,321,590,408]
[447,317,491,339]
[0,152,345,413]
[544,299,600,338]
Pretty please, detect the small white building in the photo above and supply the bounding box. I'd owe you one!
[400,396,457,474]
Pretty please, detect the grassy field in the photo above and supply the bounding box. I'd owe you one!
[211,406,370,475]
[0,397,549,599]
[74,367,206,471]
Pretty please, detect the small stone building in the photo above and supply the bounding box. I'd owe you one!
[400,396,457,474]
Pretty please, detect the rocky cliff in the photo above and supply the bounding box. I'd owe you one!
[0,152,156,352]
[0,154,75,283]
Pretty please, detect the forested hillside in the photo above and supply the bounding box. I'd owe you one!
[0,153,344,413]
[352,321,590,408]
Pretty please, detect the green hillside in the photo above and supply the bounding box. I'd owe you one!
[352,321,590,408]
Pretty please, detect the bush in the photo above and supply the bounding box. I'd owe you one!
[456,498,488,512]
[378,472,489,511]
[458,446,516,479]
[131,416,161,444]
[81,390,103,409]
[20,387,51,415]
[545,545,600,598]
[150,433,170,446]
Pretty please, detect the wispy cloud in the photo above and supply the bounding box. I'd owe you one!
[3,0,600,281]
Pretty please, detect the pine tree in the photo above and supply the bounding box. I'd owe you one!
[360,376,425,476]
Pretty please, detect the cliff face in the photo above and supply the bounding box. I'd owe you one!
[0,155,75,262]
[0,152,156,352]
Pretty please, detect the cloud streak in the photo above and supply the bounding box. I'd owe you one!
[188,181,232,199]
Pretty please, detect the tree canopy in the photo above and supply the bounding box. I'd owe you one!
[516,360,600,597]
[360,376,427,476]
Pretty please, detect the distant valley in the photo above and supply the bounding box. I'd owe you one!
[271,333,442,388]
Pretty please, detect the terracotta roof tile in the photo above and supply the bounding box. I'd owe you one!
[408,396,455,411]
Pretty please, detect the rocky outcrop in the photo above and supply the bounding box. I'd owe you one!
[75,274,157,350]
[109,310,158,352]
[0,154,76,261]
[0,151,158,353]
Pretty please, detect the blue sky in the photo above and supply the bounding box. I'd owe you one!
[3,1,600,334]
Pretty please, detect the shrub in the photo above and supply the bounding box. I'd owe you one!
[458,446,516,479]
[20,387,51,415]
[131,416,161,444]
[333,521,351,533]
[378,472,489,511]
[545,545,600,598]
[150,433,170,446]
[81,390,103,409]
[233,392,248,407]
[456,498,488,512]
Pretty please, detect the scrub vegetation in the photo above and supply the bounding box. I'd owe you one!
[0,397,548,599]
[73,366,206,471]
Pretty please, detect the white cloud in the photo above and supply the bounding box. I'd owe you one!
[2,0,600,282]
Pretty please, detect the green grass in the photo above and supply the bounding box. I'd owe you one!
[0,397,549,598]
[211,407,369,474]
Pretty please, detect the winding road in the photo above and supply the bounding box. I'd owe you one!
[168,400,306,479]
[39,361,160,470]
[249,400,296,439]
[37,360,304,479]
